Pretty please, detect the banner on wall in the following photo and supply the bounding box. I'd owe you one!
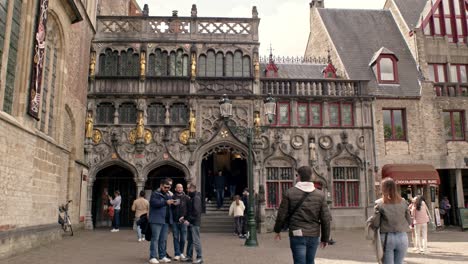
[27,0,49,120]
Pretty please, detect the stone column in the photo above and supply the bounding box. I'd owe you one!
[456,169,465,208]
[84,180,94,230]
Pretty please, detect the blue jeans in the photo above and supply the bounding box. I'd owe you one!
[381,232,408,264]
[289,236,320,264]
[149,224,163,259]
[136,224,142,239]
[158,223,169,259]
[186,225,202,260]
[216,189,224,209]
[113,209,120,229]
[172,223,187,256]
[229,185,236,197]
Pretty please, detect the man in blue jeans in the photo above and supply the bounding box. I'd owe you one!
[183,184,203,263]
[149,179,174,264]
[109,190,121,232]
[214,170,225,209]
[273,166,331,264]
[171,183,190,261]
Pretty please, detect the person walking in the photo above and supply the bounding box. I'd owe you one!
[132,190,149,242]
[109,190,122,232]
[440,196,451,226]
[228,195,245,238]
[371,178,412,264]
[184,184,203,264]
[214,170,225,209]
[273,166,331,264]
[241,188,249,238]
[411,195,431,254]
[172,183,190,261]
[148,179,174,264]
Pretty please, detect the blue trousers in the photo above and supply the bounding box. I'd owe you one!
[186,225,202,260]
[172,223,187,257]
[112,209,120,229]
[289,236,320,264]
[381,232,408,264]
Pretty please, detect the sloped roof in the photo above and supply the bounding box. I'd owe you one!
[260,63,326,79]
[393,0,428,29]
[369,47,397,66]
[318,8,420,97]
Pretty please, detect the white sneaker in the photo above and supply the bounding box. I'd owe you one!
[160,257,171,263]
[110,229,116,232]
[180,254,186,259]
[138,238,142,242]
[149,258,160,264]
[173,256,180,261]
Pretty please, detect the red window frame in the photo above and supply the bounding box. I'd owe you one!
[423,0,468,42]
[450,64,468,82]
[443,110,466,141]
[297,102,309,127]
[310,103,322,127]
[429,64,447,82]
[274,102,290,126]
[266,167,294,208]
[383,109,407,141]
[332,167,360,208]
[376,55,399,84]
[328,102,354,127]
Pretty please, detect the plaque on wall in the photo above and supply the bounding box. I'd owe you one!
[290,135,305,149]
[318,136,333,150]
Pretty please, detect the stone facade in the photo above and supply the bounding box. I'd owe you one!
[0,0,96,259]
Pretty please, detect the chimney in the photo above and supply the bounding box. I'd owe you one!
[172,10,178,17]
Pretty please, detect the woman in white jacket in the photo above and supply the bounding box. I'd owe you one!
[229,195,245,238]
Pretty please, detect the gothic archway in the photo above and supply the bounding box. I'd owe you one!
[91,165,136,228]
[145,164,187,193]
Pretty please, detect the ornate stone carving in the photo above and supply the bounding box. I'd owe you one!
[200,105,249,142]
[179,129,190,145]
[357,135,365,150]
[197,80,252,94]
[319,135,333,150]
[290,135,305,150]
[92,129,102,144]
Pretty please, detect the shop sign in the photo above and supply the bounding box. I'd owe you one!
[395,179,439,185]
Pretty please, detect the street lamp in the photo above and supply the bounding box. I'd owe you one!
[219,94,276,247]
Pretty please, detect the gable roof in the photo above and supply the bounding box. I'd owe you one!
[260,63,326,79]
[317,8,420,97]
[392,0,428,29]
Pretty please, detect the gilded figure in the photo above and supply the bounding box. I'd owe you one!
[89,52,96,78]
[191,53,196,79]
[136,111,145,139]
[144,129,152,144]
[254,112,261,136]
[85,112,93,138]
[189,110,196,138]
[140,51,146,80]
[254,59,260,79]
[92,129,102,144]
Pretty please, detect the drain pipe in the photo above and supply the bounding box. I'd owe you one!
[361,100,369,220]
[370,97,379,203]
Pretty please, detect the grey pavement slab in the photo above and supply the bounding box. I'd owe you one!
[2,227,468,264]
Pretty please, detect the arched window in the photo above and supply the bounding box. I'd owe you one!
[225,52,233,77]
[206,50,216,77]
[233,51,243,77]
[119,48,139,76]
[216,52,224,77]
[375,55,398,84]
[170,103,188,124]
[182,54,189,76]
[198,55,206,77]
[147,103,165,125]
[175,49,183,76]
[148,53,156,76]
[169,51,176,76]
[1,0,23,114]
[100,49,118,76]
[118,102,137,124]
[242,56,251,77]
[96,102,114,124]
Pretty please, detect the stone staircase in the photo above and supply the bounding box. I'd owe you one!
[201,198,234,233]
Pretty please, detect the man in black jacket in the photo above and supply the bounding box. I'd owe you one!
[183,184,203,263]
[274,166,331,264]
[214,170,225,209]
[171,184,190,261]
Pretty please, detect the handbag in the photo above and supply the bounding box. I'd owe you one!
[282,190,311,230]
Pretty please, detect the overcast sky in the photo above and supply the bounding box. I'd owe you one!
[136,0,386,56]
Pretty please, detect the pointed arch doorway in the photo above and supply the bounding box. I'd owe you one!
[92,165,136,228]
[145,165,188,193]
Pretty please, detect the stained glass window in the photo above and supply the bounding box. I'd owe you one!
[310,103,322,126]
[242,56,251,77]
[148,103,165,125]
[329,103,339,126]
[96,103,114,124]
[266,167,293,208]
[278,103,290,125]
[333,167,359,207]
[297,103,308,126]
[119,103,137,124]
[341,103,353,126]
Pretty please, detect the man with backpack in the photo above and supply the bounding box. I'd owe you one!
[273,166,331,264]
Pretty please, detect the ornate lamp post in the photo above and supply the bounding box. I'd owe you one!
[219,93,276,247]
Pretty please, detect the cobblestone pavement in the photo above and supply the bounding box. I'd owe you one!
[2,227,468,264]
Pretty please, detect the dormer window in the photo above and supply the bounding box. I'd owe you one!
[378,56,398,83]
[370,47,399,84]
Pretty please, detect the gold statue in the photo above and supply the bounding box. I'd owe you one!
[144,129,152,144]
[140,51,146,80]
[136,111,145,139]
[179,129,190,145]
[128,130,136,145]
[254,59,260,79]
[92,129,102,144]
[85,112,93,138]
[254,112,261,136]
[189,110,196,138]
[191,53,196,79]
[89,52,96,78]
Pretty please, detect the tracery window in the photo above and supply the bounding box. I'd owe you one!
[266,167,294,208]
[118,102,137,124]
[147,103,165,125]
[2,0,23,114]
[333,167,359,207]
[96,103,114,124]
[148,48,188,77]
[119,48,139,76]
[199,50,251,77]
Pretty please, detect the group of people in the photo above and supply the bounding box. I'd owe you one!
[119,178,203,264]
